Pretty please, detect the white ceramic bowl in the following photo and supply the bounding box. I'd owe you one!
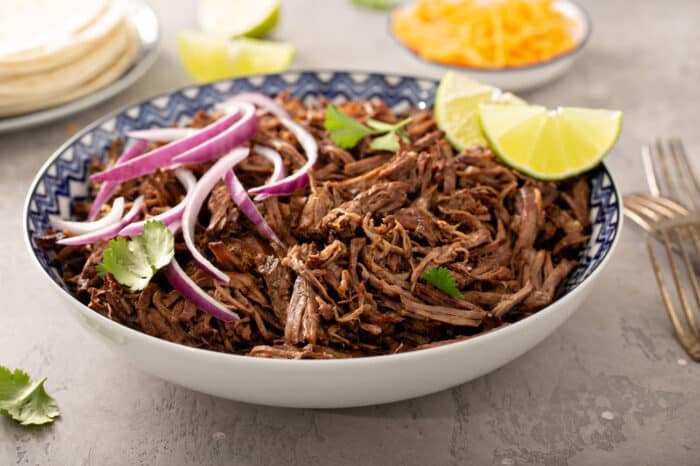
[391,0,592,92]
[24,71,621,408]
[44,260,615,408]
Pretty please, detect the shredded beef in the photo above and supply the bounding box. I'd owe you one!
[43,94,590,358]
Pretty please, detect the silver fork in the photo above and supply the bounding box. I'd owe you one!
[623,139,700,360]
[641,139,700,209]
[625,194,700,360]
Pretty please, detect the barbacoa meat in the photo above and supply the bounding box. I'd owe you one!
[42,96,591,358]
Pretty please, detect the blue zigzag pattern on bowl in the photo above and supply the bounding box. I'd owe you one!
[25,71,619,297]
[564,166,619,289]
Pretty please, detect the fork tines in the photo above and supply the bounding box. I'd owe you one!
[624,139,700,360]
[642,139,700,211]
[625,195,700,360]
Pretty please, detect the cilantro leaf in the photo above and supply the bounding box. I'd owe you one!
[367,117,413,152]
[97,220,174,291]
[97,237,152,290]
[366,117,412,133]
[420,266,463,299]
[323,104,412,152]
[350,0,396,10]
[0,365,59,426]
[365,119,397,132]
[325,105,414,153]
[140,220,175,270]
[369,130,402,152]
[324,104,373,149]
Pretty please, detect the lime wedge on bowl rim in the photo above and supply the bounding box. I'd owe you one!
[177,31,295,83]
[479,104,623,181]
[435,71,526,151]
[197,0,280,38]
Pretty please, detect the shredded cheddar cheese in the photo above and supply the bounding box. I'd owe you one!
[391,0,578,69]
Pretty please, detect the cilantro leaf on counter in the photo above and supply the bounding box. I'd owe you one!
[0,365,60,426]
[97,220,174,291]
[420,266,463,299]
[324,105,412,152]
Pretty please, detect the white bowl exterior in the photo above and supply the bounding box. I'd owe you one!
[50,260,596,408]
[460,54,577,92]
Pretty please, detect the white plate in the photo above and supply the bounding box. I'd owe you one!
[0,0,160,134]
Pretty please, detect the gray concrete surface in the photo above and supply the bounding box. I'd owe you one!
[1,0,699,464]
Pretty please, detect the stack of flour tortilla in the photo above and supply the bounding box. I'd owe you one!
[0,0,140,117]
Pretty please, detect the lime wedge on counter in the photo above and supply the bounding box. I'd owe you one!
[177,31,295,83]
[197,0,280,38]
[479,104,623,180]
[435,71,525,150]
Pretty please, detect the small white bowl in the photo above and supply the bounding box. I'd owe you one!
[391,0,592,92]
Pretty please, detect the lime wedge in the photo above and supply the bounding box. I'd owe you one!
[479,104,623,180]
[435,71,525,150]
[177,31,295,83]
[198,0,280,38]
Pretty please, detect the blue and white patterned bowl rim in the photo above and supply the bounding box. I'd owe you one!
[24,70,621,313]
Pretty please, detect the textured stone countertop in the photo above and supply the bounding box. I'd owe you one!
[1,1,699,464]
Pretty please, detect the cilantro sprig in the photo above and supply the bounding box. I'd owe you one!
[324,104,411,153]
[0,365,59,426]
[350,0,396,10]
[97,220,174,291]
[420,266,463,299]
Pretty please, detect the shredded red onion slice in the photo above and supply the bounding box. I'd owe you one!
[171,102,256,165]
[90,108,243,184]
[217,92,289,119]
[118,169,197,237]
[252,146,286,201]
[223,169,282,246]
[54,197,125,235]
[182,147,250,282]
[57,196,144,246]
[219,94,315,197]
[247,117,317,197]
[167,220,182,234]
[88,140,147,220]
[127,128,197,142]
[164,258,239,322]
